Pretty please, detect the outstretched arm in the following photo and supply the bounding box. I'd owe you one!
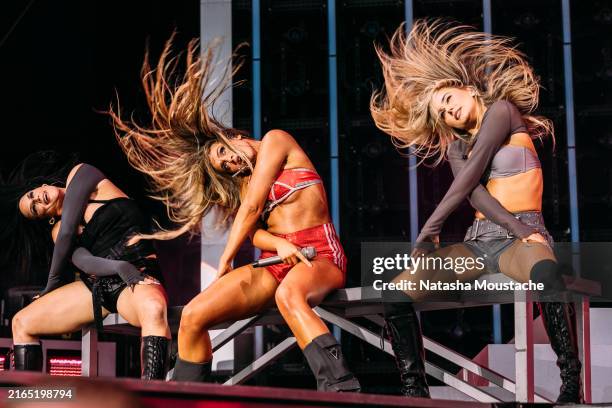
[416,101,517,244]
[41,164,105,296]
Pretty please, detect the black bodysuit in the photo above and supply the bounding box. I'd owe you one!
[78,197,162,329]
[417,100,538,245]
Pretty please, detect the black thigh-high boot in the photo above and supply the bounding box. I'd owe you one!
[141,336,169,380]
[302,333,361,392]
[171,356,212,382]
[383,302,430,398]
[13,343,43,371]
[539,302,582,404]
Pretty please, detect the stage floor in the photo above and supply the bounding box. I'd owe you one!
[0,371,492,408]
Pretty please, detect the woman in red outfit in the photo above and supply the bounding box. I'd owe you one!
[110,37,360,391]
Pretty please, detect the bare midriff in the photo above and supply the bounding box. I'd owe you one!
[266,183,332,234]
[473,132,543,219]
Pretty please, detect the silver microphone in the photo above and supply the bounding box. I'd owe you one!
[251,247,317,268]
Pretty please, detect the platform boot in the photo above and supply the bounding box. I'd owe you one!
[302,333,361,392]
[171,356,212,382]
[12,343,43,372]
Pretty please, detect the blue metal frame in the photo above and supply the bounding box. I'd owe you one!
[252,0,264,358]
[482,0,492,33]
[252,0,262,140]
[561,0,580,244]
[327,0,342,341]
[327,0,340,234]
[405,2,419,245]
[481,0,502,344]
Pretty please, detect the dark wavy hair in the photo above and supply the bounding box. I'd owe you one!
[0,151,78,282]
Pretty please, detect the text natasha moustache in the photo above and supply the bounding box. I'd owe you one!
[373,279,546,292]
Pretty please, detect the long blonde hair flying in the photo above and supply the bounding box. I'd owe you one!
[109,34,250,240]
[370,19,554,166]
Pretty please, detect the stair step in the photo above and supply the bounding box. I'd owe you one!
[429,385,514,402]
[454,308,612,403]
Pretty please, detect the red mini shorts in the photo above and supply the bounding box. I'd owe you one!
[258,223,347,283]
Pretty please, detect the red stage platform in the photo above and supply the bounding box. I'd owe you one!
[0,371,492,408]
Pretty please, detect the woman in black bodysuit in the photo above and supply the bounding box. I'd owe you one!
[1,155,170,379]
[370,20,582,403]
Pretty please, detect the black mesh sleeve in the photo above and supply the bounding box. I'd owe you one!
[446,143,536,239]
[416,101,519,243]
[71,247,144,287]
[40,164,105,295]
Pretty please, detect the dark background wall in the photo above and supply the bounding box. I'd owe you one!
[1,0,199,176]
[0,0,203,304]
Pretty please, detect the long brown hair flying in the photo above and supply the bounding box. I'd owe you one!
[109,34,250,240]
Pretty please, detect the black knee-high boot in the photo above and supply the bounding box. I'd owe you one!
[171,356,212,382]
[530,259,582,403]
[13,343,43,371]
[302,333,361,392]
[141,336,169,380]
[539,302,582,404]
[383,302,430,398]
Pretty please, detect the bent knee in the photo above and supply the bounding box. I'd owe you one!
[139,297,167,324]
[275,284,308,312]
[12,310,34,338]
[179,302,211,333]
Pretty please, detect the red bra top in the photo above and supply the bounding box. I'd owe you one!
[262,168,322,220]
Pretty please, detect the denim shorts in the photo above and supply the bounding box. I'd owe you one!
[462,211,554,274]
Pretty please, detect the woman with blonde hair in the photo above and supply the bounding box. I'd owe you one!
[109,37,360,392]
[370,19,581,402]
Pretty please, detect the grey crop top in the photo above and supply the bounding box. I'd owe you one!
[489,144,541,178]
[416,100,539,244]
